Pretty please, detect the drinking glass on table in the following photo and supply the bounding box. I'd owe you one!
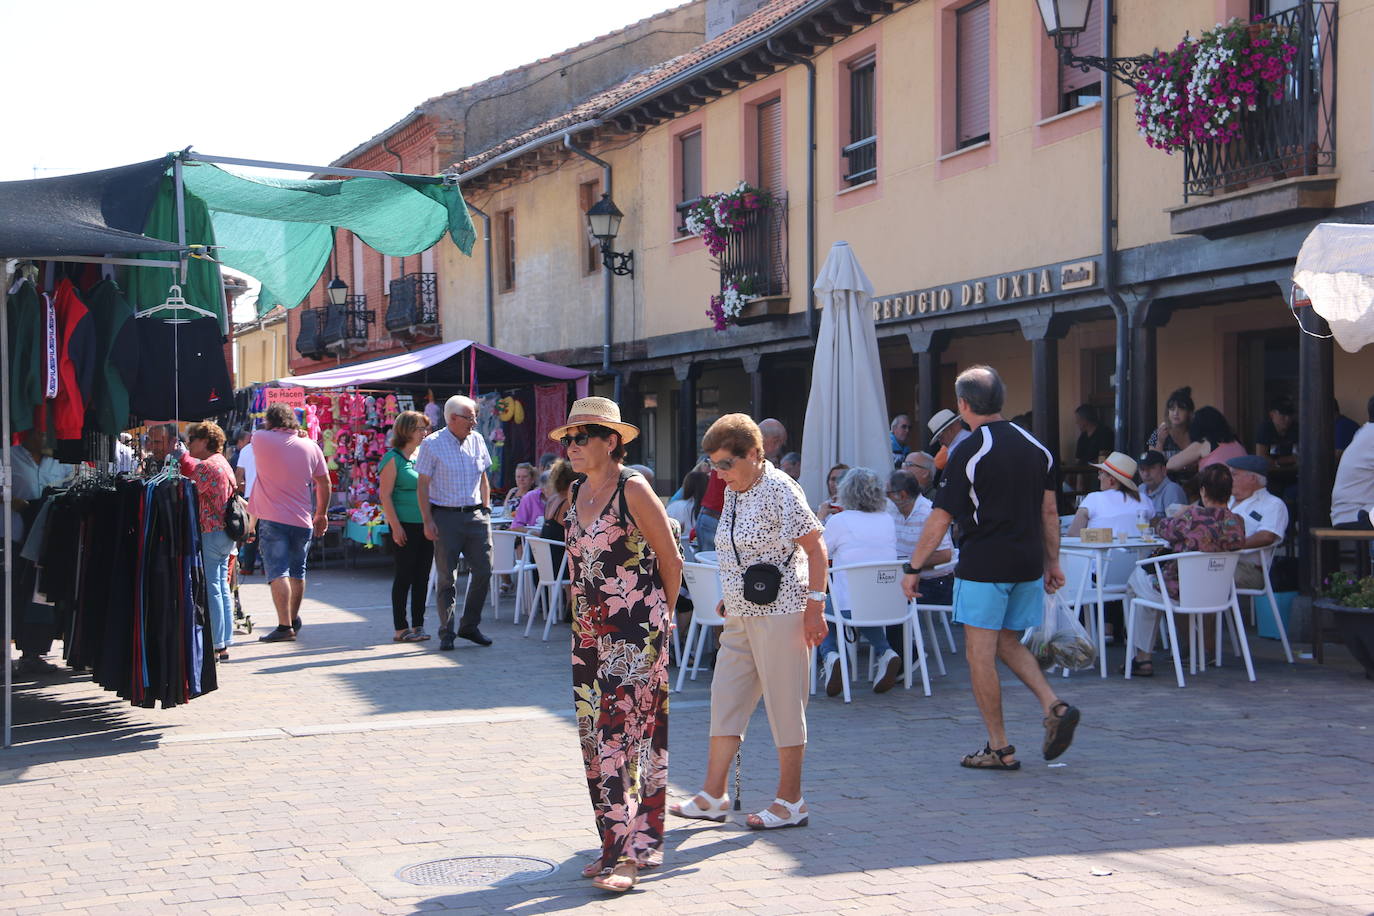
[1135,509,1151,540]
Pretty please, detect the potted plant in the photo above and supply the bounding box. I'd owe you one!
[1316,572,1374,679]
[685,183,777,330]
[1134,17,1299,154]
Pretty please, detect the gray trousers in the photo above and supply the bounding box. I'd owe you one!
[431,508,493,636]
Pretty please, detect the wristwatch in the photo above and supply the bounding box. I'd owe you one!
[807,590,827,602]
[902,563,920,575]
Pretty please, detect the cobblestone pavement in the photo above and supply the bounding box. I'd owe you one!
[4,563,1374,914]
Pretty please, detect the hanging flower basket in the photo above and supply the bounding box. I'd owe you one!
[1134,17,1299,152]
[684,182,774,258]
[706,274,761,331]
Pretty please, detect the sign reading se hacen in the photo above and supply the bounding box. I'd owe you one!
[264,386,306,408]
[870,259,1098,322]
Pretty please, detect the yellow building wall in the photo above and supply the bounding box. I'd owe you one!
[235,320,289,387]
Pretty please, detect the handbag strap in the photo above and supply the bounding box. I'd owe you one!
[727,482,796,568]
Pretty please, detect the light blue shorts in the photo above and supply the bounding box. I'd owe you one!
[953,578,1044,632]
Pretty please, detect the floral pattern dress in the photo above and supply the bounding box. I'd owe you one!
[566,470,670,869]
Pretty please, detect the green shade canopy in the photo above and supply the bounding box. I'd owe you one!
[180,161,475,316]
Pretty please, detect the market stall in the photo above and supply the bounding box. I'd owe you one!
[273,339,591,546]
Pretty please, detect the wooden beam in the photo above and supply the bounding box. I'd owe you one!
[810,12,851,37]
[831,3,870,26]
[738,54,776,76]
[705,72,738,93]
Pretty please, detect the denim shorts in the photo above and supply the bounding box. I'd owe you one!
[952,578,1044,632]
[257,519,311,581]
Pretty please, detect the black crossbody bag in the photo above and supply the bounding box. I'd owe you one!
[728,487,795,605]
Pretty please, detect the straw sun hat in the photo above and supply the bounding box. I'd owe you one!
[1091,451,1139,492]
[549,396,639,444]
[927,408,961,444]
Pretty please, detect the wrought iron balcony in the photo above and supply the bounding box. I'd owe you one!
[842,136,877,186]
[719,194,788,302]
[319,296,373,352]
[386,272,439,334]
[294,307,326,359]
[1182,2,1337,201]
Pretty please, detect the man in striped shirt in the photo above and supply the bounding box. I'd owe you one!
[901,365,1080,770]
[417,395,494,649]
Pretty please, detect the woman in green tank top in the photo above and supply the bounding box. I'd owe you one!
[380,410,432,641]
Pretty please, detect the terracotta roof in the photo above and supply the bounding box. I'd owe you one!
[451,0,817,175]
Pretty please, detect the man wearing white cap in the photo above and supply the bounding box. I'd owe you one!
[417,394,495,649]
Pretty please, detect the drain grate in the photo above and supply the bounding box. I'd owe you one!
[395,855,559,888]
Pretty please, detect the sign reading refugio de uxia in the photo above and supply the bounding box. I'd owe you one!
[869,258,1098,322]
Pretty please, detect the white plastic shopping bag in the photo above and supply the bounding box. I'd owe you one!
[1027,590,1097,672]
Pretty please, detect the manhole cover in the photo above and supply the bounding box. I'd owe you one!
[395,855,559,888]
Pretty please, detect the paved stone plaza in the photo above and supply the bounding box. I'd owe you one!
[3,564,1374,914]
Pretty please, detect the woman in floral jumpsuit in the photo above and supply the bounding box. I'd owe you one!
[555,397,682,893]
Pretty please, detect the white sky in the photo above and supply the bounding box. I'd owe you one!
[1,0,685,320]
[0,0,684,182]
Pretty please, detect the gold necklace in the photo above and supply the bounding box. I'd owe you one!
[580,471,617,510]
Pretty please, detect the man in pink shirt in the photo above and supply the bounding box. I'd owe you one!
[248,404,331,643]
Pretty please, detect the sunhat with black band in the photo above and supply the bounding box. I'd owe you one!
[549,396,640,444]
[1091,451,1139,492]
[927,408,961,446]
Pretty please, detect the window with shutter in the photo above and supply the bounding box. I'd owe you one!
[845,58,877,185]
[756,99,783,192]
[1057,0,1103,111]
[956,1,991,149]
[677,130,703,234]
[579,179,601,274]
[498,209,515,292]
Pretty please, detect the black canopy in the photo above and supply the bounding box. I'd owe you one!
[0,158,182,257]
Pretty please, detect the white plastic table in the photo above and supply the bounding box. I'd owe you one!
[1059,536,1159,678]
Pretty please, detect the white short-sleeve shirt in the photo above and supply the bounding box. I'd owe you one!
[1080,489,1150,537]
[888,495,954,562]
[823,509,896,610]
[414,427,491,507]
[1229,488,1289,565]
[717,462,822,617]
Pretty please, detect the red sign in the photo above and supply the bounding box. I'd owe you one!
[265,387,305,408]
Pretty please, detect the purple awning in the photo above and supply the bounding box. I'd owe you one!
[277,339,589,397]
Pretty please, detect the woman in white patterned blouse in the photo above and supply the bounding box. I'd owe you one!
[669,413,829,831]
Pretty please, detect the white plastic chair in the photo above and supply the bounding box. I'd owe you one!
[1236,546,1294,663]
[814,561,928,702]
[1126,550,1254,688]
[675,562,727,692]
[489,529,533,621]
[694,550,718,565]
[523,536,570,641]
[912,558,957,676]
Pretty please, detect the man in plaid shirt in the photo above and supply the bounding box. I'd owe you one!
[417,395,495,649]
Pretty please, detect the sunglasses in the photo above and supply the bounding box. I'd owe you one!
[560,431,597,448]
[710,456,741,471]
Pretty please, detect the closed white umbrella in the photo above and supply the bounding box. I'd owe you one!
[799,241,893,507]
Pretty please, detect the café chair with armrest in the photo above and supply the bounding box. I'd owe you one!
[523,536,571,641]
[1236,546,1294,664]
[675,562,727,692]
[814,561,929,702]
[1126,550,1254,688]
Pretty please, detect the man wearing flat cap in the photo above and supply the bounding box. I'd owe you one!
[1226,454,1289,589]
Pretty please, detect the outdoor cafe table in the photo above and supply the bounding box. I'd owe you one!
[1059,536,1160,678]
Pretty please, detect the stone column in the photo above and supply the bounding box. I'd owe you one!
[740,352,765,419]
[907,328,948,445]
[674,361,699,484]
[1019,313,1066,463]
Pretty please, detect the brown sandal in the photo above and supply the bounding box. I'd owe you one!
[591,863,637,893]
[961,743,1020,770]
[1043,701,1081,761]
[581,858,606,879]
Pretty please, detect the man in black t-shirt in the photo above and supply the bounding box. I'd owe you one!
[902,365,1081,769]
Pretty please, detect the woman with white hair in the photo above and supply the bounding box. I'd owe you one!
[817,467,903,696]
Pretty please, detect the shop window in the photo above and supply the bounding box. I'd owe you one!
[955,1,991,149]
[676,129,702,234]
[1057,0,1103,112]
[844,57,877,185]
[351,235,366,293]
[497,209,515,292]
[578,179,601,275]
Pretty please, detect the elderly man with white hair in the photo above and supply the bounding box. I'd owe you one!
[417,394,495,649]
[1226,454,1290,590]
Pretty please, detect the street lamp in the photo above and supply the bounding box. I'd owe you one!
[585,193,634,277]
[1036,0,1153,86]
[326,275,349,307]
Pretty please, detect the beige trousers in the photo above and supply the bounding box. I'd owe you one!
[709,612,810,747]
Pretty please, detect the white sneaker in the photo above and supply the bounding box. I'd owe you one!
[873,649,903,693]
[823,651,843,697]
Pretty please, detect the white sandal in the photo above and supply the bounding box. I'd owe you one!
[669,790,730,822]
[747,797,808,830]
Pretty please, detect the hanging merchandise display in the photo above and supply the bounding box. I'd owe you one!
[15,467,217,708]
